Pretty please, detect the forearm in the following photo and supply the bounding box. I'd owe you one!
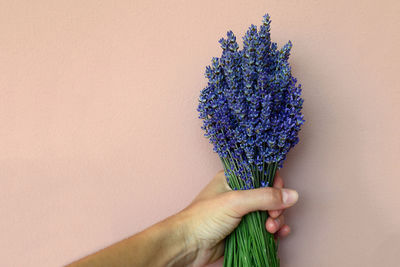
[66,213,198,267]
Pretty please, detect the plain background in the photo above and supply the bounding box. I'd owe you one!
[1,1,399,266]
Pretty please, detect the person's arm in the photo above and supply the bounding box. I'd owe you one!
[67,212,197,266]
[66,170,298,267]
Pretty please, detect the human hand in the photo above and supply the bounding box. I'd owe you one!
[66,170,299,267]
[175,170,299,266]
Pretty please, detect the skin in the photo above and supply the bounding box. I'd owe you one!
[66,170,298,267]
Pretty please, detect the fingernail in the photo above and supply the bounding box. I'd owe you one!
[274,218,280,226]
[282,189,298,205]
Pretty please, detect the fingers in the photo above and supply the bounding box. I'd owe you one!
[273,172,284,188]
[276,224,291,238]
[266,213,291,238]
[269,172,284,218]
[192,170,230,203]
[266,214,285,234]
[211,170,231,193]
[266,211,291,238]
[229,186,299,216]
[269,209,283,219]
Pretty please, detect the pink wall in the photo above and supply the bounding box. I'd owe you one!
[1,1,399,266]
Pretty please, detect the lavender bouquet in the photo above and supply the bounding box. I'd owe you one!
[197,14,305,266]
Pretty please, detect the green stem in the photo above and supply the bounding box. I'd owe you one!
[223,159,280,267]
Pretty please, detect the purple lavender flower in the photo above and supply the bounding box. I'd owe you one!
[198,13,305,189]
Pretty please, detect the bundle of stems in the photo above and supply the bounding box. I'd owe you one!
[221,158,279,267]
[198,13,305,266]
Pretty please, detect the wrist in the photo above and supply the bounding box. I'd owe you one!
[155,211,199,266]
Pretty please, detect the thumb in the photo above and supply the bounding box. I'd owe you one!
[229,187,299,217]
